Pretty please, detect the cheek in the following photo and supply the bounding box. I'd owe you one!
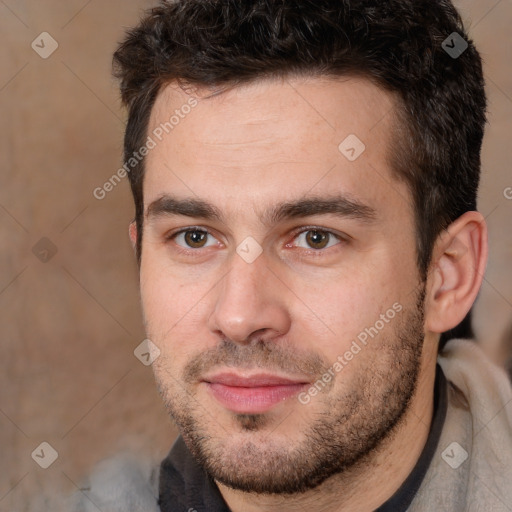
[139,256,215,362]
[292,260,410,353]
[140,267,175,325]
[140,250,205,318]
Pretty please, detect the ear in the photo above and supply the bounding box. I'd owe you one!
[128,221,137,252]
[425,211,488,334]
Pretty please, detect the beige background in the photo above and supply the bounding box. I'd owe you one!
[0,0,511,509]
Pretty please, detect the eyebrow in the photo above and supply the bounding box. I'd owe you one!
[146,193,377,226]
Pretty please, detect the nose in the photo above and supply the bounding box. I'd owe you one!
[207,248,291,345]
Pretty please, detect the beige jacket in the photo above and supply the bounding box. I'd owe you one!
[410,339,512,510]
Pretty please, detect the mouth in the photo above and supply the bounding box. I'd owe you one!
[201,372,311,414]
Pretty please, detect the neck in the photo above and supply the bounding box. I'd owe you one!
[217,353,437,512]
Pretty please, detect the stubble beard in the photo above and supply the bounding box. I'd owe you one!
[152,286,426,495]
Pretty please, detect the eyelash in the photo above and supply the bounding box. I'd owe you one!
[165,226,347,257]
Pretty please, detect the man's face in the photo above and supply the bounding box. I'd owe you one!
[138,76,426,493]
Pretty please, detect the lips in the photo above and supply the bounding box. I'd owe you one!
[202,372,310,414]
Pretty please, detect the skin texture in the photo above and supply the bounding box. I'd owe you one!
[130,76,488,511]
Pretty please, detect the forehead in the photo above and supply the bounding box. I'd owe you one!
[143,76,411,225]
[148,76,394,154]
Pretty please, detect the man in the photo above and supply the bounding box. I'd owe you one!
[73,0,512,510]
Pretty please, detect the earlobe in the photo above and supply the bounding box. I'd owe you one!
[129,221,137,251]
[425,211,488,334]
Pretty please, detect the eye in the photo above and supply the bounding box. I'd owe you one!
[172,228,219,249]
[167,227,344,255]
[290,229,343,251]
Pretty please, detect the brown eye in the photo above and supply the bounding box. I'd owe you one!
[305,230,330,249]
[169,227,219,254]
[290,229,342,251]
[183,229,208,248]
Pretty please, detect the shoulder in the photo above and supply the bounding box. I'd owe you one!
[438,337,512,414]
[438,338,512,500]
[68,451,161,512]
